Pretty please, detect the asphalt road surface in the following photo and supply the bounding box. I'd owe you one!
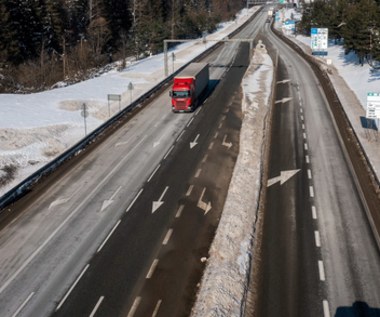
[252,20,380,317]
[0,10,263,317]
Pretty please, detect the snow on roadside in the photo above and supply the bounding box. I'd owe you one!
[191,42,273,316]
[0,6,259,197]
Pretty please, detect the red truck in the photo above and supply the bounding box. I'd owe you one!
[169,62,209,112]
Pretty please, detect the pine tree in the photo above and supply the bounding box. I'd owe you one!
[342,0,379,64]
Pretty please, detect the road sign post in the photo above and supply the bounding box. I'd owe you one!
[81,103,89,136]
[107,94,122,115]
[311,28,328,56]
[366,92,380,140]
[128,82,134,104]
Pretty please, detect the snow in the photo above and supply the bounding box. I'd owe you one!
[276,7,380,181]
[191,40,273,316]
[0,4,379,317]
[0,7,259,197]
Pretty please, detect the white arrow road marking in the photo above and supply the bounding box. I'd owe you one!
[101,186,122,212]
[190,134,200,149]
[49,196,72,210]
[267,169,300,187]
[153,136,163,148]
[222,135,232,149]
[276,79,291,84]
[152,186,169,213]
[197,188,212,215]
[275,97,292,104]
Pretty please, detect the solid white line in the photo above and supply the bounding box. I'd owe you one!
[126,188,144,212]
[148,165,161,182]
[56,264,90,311]
[309,186,315,198]
[177,131,185,142]
[307,169,312,179]
[323,300,331,317]
[12,292,35,317]
[97,220,121,252]
[187,117,194,127]
[163,229,173,245]
[202,154,208,163]
[186,185,194,196]
[208,142,214,150]
[315,231,321,247]
[146,259,159,279]
[312,205,317,219]
[89,296,104,317]
[163,145,174,160]
[318,260,326,281]
[176,205,184,218]
[152,299,162,317]
[306,155,310,164]
[304,143,308,151]
[127,297,141,317]
[195,169,202,178]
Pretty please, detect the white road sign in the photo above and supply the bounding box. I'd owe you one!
[366,92,380,119]
[311,28,328,56]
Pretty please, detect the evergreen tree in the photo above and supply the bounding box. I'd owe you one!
[342,0,379,64]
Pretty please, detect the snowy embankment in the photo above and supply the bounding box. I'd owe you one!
[191,42,273,316]
[286,32,380,187]
[0,7,259,197]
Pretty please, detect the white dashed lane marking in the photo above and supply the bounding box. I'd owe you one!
[127,297,141,317]
[309,186,315,198]
[312,205,317,219]
[314,231,321,247]
[163,229,173,245]
[176,205,184,218]
[318,260,326,281]
[146,259,159,279]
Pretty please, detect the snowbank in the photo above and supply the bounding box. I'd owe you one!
[191,42,273,316]
[0,6,260,197]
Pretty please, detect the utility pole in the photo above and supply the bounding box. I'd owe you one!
[171,0,176,39]
[89,0,93,20]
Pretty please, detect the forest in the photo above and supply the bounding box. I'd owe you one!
[0,0,245,92]
[298,0,380,66]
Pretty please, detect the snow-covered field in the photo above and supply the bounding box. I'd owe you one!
[0,4,379,317]
[0,7,259,197]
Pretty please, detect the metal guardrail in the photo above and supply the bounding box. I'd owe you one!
[271,25,380,250]
[0,7,263,212]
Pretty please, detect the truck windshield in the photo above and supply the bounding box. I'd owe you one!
[172,90,190,98]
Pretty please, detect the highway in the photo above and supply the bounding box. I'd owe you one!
[0,8,264,317]
[252,18,380,317]
[1,6,380,317]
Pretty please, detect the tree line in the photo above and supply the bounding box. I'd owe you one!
[298,0,380,66]
[0,0,245,92]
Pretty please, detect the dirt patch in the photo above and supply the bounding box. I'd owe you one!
[0,165,17,188]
